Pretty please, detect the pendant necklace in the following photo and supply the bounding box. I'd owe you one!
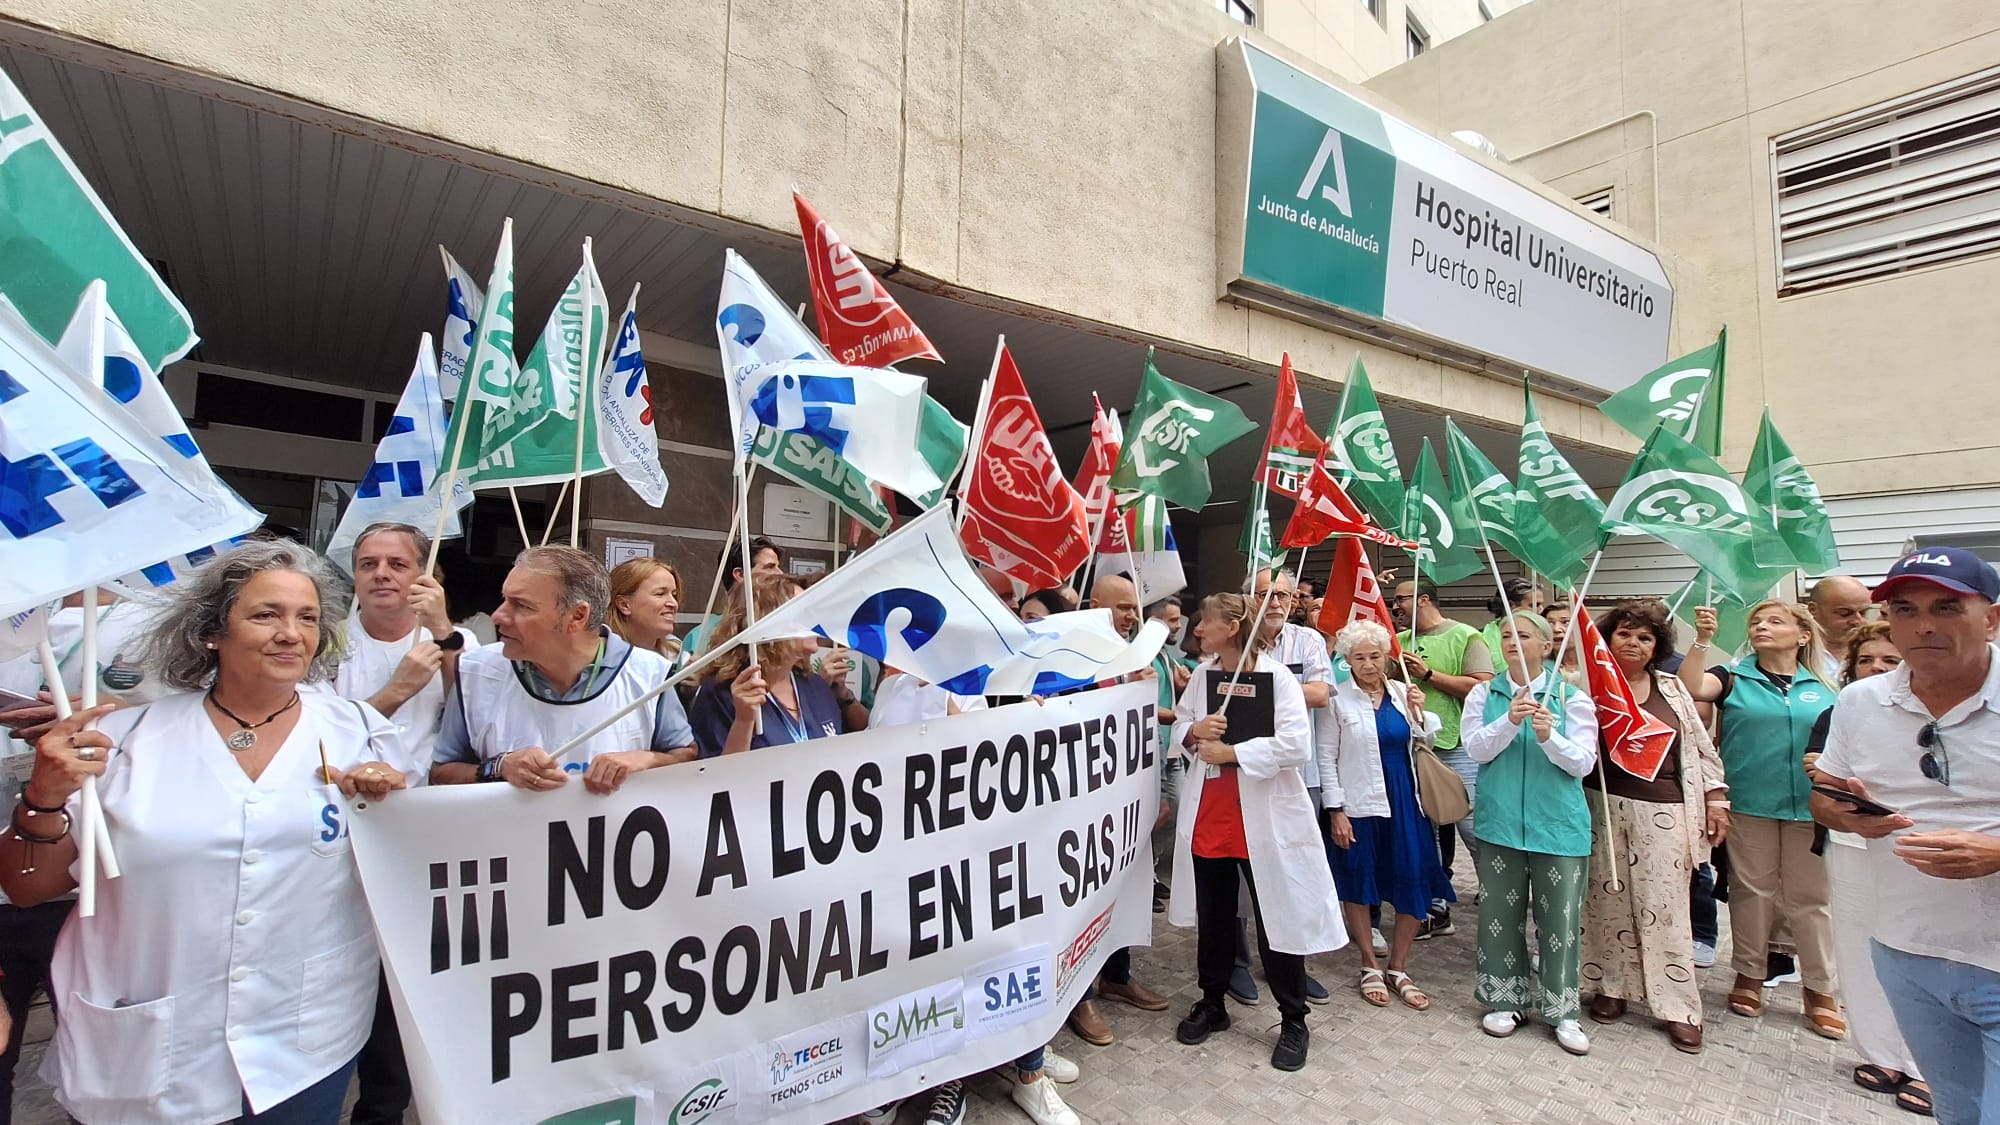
[207,689,301,752]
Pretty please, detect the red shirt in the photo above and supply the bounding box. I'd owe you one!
[1192,765,1249,859]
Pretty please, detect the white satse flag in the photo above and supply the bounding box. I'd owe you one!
[327,335,474,571]
[594,286,668,507]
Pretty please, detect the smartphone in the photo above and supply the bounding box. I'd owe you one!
[1810,783,1898,818]
[0,689,39,712]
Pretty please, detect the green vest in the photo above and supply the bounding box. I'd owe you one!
[1473,670,1593,857]
[1717,657,1835,822]
[1398,620,1480,749]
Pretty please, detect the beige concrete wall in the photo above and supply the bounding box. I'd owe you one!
[5,0,1620,456]
[1366,0,2000,498]
[1257,0,1516,83]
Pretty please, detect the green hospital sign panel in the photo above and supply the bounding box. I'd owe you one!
[1216,39,1674,395]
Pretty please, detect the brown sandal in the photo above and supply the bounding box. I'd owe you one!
[1728,975,1764,1018]
[1386,970,1431,1011]
[1804,989,1848,1039]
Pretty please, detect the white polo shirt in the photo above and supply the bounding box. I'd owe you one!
[332,615,473,775]
[1818,645,2000,975]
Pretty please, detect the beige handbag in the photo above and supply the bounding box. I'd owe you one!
[1413,743,1471,825]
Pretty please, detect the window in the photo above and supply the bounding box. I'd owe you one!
[1576,188,1615,219]
[1772,65,2000,296]
[1216,0,1255,25]
[1360,0,1381,21]
[1406,14,1430,58]
[1478,1,1495,21]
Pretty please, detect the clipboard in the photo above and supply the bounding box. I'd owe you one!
[1204,669,1275,743]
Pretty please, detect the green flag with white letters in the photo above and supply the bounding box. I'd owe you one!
[463,247,613,489]
[1515,382,1606,587]
[1404,438,1483,586]
[1237,479,1277,577]
[1743,407,1839,574]
[0,68,196,368]
[438,219,522,482]
[1444,419,1525,561]
[754,395,967,536]
[1598,328,1727,457]
[1601,423,1785,604]
[1326,355,1405,531]
[1108,349,1256,510]
[1670,572,1754,654]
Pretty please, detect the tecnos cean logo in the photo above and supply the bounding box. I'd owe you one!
[669,1078,730,1125]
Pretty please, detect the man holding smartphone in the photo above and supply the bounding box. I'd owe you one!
[1813,547,2000,1125]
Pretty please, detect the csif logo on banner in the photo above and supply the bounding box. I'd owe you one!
[668,1078,731,1125]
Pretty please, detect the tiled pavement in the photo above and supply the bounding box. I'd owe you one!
[9,871,1904,1124]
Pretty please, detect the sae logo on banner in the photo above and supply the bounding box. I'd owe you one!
[964,945,1053,1034]
[867,980,967,1079]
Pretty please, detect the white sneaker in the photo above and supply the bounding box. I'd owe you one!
[1041,1049,1080,1083]
[858,1103,902,1122]
[1011,1074,1082,1125]
[1554,1019,1590,1056]
[1692,940,1716,969]
[1481,1010,1522,1038]
[1371,928,1388,956]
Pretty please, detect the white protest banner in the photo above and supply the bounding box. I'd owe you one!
[351,685,1160,1125]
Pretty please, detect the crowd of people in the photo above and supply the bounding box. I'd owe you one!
[0,524,1994,1125]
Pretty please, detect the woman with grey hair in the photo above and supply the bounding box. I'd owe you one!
[1316,619,1451,1010]
[0,540,413,1124]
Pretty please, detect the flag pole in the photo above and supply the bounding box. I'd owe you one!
[553,620,745,761]
[506,487,531,546]
[541,481,569,547]
[1541,550,1603,708]
[952,339,1003,534]
[735,459,764,735]
[1665,580,1695,619]
[1480,541,1535,689]
[569,238,598,550]
[1594,755,1624,893]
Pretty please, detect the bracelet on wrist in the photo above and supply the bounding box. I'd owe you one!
[10,804,69,845]
[19,791,65,816]
[1690,640,1712,650]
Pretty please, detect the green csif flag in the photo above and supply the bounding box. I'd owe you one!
[1326,355,1405,530]
[1404,437,1483,586]
[1669,572,1754,655]
[1601,423,1786,604]
[1237,479,1277,577]
[1516,382,1605,587]
[0,68,197,369]
[1444,419,1525,561]
[438,218,521,483]
[1599,327,1727,457]
[465,246,614,489]
[1743,407,1839,574]
[754,395,966,536]
[1108,349,1256,510]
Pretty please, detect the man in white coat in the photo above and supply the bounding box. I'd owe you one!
[431,547,696,790]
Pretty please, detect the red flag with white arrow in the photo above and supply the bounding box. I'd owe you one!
[1282,453,1416,550]
[1259,353,1326,498]
[1317,536,1402,658]
[958,342,1091,588]
[1574,604,1678,781]
[793,192,942,368]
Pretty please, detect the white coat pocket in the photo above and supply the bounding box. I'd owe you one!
[297,932,378,1056]
[309,784,351,858]
[56,992,173,1102]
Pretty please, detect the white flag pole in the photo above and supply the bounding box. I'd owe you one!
[553,627,740,761]
[569,238,598,550]
[952,340,1003,534]
[1481,542,1534,689]
[1540,550,1603,708]
[541,481,570,547]
[735,459,765,736]
[1217,548,1287,720]
[695,471,748,658]
[506,488,531,546]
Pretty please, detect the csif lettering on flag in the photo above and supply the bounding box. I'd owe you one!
[1402,438,1483,585]
[327,334,473,571]
[793,192,941,368]
[1574,605,1676,781]
[1107,349,1255,511]
[958,342,1090,589]
[0,300,261,615]
[1257,353,1326,498]
[1325,355,1404,531]
[1444,418,1528,561]
[1743,407,1838,574]
[1597,327,1727,457]
[1599,424,1785,605]
[1515,381,1604,588]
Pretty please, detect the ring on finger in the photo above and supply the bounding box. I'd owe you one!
[76,747,96,762]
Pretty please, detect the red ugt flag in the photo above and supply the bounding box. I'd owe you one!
[794,192,942,368]
[959,343,1090,588]
[1317,537,1401,658]
[1259,353,1326,498]
[1071,394,1123,542]
[1575,605,1678,782]
[1282,454,1416,550]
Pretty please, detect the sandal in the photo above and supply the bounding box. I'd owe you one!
[1728,975,1764,1018]
[1803,989,1848,1040]
[1357,967,1391,1007]
[1385,970,1430,1011]
[1854,1064,1907,1094]
[1896,1080,1934,1117]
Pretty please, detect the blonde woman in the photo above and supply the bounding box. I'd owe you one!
[607,557,683,662]
[1679,599,1843,1038]
[1168,593,1344,1073]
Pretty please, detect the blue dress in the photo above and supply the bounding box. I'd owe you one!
[1329,697,1457,917]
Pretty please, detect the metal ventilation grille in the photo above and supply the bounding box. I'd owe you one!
[1773,65,2000,296]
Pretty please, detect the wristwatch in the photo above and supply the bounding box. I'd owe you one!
[478,754,507,782]
[1422,667,1435,682]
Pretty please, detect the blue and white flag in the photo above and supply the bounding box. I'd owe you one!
[0,301,262,616]
[715,250,938,497]
[734,507,1163,697]
[327,334,472,572]
[595,286,668,507]
[54,279,206,474]
[438,247,485,405]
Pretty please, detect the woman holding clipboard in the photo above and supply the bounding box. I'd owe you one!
[1166,592,1344,1073]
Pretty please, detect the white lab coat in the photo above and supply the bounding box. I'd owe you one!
[1314,678,1440,818]
[43,691,411,1124]
[1166,654,1346,955]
